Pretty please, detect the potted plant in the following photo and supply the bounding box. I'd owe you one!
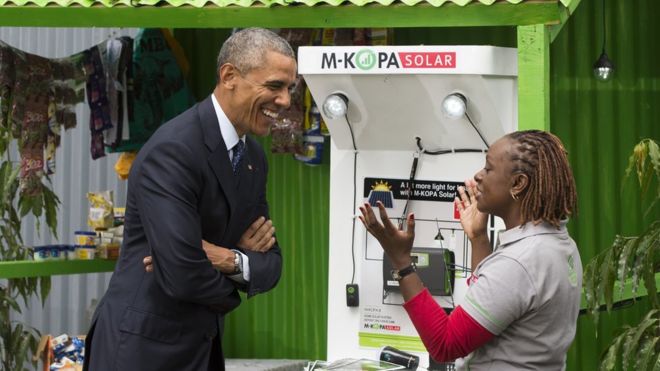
[582,138,659,371]
[1,113,59,369]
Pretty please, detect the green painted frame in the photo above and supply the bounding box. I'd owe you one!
[0,0,581,294]
[0,2,564,28]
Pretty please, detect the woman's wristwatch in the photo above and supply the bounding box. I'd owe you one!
[391,262,416,281]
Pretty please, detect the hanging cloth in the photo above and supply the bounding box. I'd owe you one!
[0,39,85,196]
[110,28,195,153]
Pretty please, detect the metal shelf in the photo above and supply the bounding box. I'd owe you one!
[0,260,116,279]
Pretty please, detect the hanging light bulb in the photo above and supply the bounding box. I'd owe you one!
[593,0,614,82]
[441,93,466,120]
[593,51,614,81]
[322,93,348,119]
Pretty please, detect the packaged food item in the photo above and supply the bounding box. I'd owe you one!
[48,334,85,370]
[50,245,65,261]
[74,231,96,246]
[113,207,125,226]
[87,190,114,230]
[33,246,49,261]
[294,135,325,166]
[76,246,96,260]
[98,242,120,260]
[65,245,77,260]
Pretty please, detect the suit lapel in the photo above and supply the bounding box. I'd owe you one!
[198,96,237,219]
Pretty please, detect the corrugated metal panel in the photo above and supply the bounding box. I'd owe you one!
[0,26,138,340]
[0,0,567,9]
[551,0,660,369]
[223,136,330,360]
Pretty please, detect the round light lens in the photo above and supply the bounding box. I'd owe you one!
[441,93,467,120]
[322,94,348,119]
[593,51,615,82]
[594,66,613,81]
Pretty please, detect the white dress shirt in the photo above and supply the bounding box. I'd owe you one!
[211,94,250,283]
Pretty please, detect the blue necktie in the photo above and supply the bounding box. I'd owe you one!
[231,141,245,175]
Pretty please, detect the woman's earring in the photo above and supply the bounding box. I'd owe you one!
[510,191,519,201]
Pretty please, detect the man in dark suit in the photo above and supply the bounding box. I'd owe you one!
[83,28,297,371]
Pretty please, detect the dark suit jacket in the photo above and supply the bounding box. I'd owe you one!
[84,96,282,371]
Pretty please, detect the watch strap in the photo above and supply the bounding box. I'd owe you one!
[391,262,416,281]
[232,250,242,274]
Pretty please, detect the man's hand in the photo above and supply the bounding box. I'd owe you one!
[143,256,154,273]
[142,240,236,274]
[202,240,236,274]
[237,216,276,253]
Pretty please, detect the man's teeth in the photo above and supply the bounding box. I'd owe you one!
[262,109,278,119]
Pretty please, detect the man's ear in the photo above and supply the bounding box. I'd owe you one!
[511,173,529,198]
[219,64,238,90]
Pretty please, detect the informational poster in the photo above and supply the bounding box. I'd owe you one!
[358,178,471,351]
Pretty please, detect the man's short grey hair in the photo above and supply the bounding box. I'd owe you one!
[216,28,295,80]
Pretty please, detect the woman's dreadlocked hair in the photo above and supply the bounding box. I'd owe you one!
[505,130,577,227]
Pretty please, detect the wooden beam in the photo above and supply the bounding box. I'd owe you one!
[549,3,570,43]
[0,2,562,28]
[517,24,550,131]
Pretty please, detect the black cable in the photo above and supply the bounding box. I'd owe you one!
[465,112,490,149]
[399,152,419,229]
[415,137,487,155]
[346,115,358,285]
[601,0,607,54]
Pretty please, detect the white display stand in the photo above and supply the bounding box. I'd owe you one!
[299,45,518,368]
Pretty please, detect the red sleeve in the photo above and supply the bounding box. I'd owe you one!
[403,288,494,363]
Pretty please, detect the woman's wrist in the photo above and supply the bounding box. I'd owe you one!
[469,234,491,250]
[390,255,414,270]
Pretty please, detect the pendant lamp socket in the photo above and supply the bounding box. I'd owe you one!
[593,51,615,82]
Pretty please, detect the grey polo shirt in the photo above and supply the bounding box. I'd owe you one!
[457,221,582,371]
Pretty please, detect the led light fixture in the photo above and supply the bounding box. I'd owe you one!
[593,0,614,82]
[441,93,467,120]
[322,93,349,119]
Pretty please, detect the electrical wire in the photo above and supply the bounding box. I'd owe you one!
[415,137,487,155]
[345,115,358,285]
[601,0,607,54]
[464,111,490,149]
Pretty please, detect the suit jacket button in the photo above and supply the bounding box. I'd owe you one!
[205,333,215,341]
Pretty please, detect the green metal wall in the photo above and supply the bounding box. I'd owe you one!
[175,1,659,364]
[552,0,660,369]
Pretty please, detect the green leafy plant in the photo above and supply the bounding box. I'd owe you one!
[1,114,59,369]
[583,138,660,371]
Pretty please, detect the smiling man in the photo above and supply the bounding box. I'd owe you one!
[83,28,296,371]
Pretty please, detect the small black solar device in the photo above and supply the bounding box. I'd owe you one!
[383,247,455,297]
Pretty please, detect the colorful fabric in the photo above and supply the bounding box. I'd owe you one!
[0,40,85,195]
[111,28,195,152]
[83,45,112,159]
[102,36,133,150]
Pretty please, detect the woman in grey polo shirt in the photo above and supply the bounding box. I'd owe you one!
[360,130,581,370]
